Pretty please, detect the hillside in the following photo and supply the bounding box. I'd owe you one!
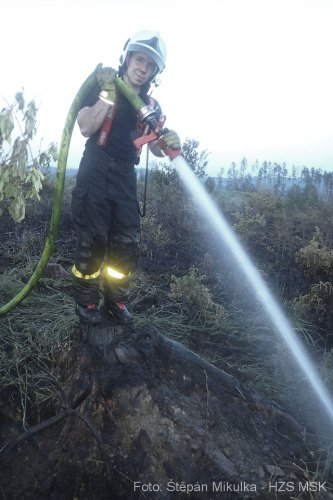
[1,171,333,499]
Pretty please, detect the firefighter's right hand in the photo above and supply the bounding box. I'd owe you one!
[160,130,181,150]
[95,66,117,104]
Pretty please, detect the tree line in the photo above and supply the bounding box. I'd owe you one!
[214,157,333,202]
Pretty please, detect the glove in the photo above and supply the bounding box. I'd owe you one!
[95,66,117,104]
[159,130,181,150]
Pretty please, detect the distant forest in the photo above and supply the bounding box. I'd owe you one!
[209,158,333,203]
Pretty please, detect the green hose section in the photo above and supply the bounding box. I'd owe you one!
[0,70,143,315]
[0,70,98,314]
[114,77,146,111]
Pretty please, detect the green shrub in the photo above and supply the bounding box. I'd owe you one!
[170,266,226,318]
[295,227,333,281]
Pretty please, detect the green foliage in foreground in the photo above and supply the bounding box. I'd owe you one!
[0,91,58,222]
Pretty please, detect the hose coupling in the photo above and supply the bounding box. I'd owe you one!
[138,104,158,130]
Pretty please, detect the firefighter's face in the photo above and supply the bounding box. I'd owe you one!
[124,51,157,90]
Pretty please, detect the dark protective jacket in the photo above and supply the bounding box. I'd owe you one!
[71,82,162,306]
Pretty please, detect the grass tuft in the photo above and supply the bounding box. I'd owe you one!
[0,267,76,426]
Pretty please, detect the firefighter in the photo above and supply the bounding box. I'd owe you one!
[71,30,180,325]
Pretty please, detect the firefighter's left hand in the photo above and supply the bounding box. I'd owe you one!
[95,66,117,103]
[160,130,181,150]
[95,66,117,86]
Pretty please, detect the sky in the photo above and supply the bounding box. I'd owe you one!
[1,0,333,175]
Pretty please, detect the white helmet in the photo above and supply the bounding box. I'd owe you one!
[119,30,167,79]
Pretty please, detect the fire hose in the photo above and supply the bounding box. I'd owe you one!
[0,68,180,314]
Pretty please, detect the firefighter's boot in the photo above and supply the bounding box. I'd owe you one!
[71,267,103,325]
[103,267,133,325]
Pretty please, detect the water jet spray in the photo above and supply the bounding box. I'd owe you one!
[173,155,333,424]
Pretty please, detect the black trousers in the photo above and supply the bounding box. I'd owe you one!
[71,148,140,306]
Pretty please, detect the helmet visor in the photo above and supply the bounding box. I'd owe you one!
[128,37,165,73]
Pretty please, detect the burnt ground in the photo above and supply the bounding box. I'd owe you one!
[1,322,330,500]
[1,193,333,499]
